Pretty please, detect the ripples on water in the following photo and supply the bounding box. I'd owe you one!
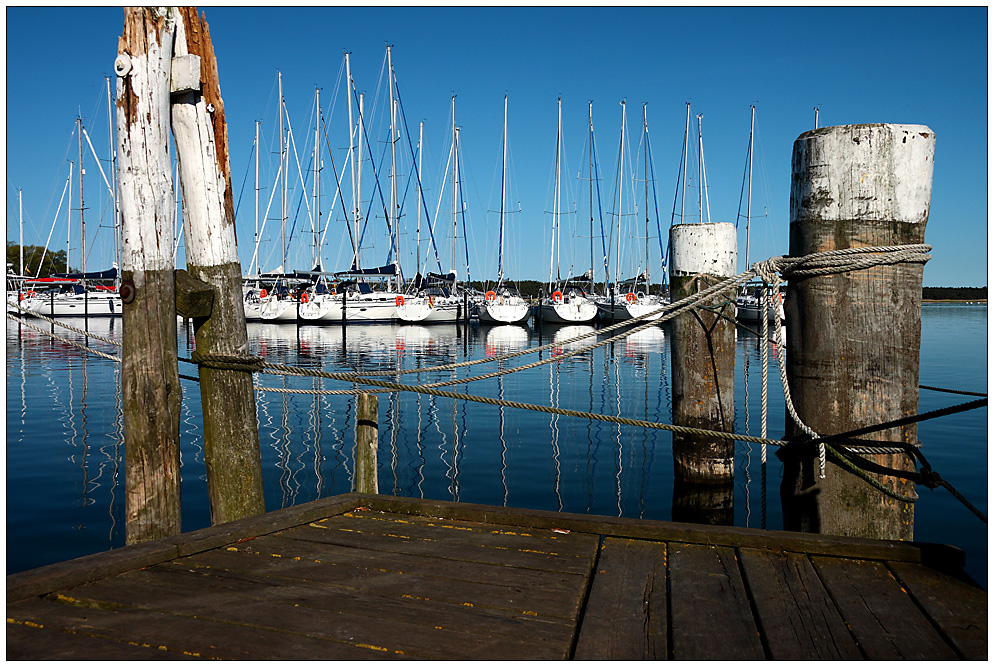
[6,304,987,585]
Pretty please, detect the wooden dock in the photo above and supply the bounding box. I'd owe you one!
[7,493,986,660]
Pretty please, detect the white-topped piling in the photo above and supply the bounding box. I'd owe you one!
[669,222,737,523]
[780,123,934,541]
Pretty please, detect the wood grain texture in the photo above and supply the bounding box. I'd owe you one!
[738,547,861,659]
[116,7,181,545]
[574,537,667,660]
[888,560,987,659]
[171,8,265,524]
[813,555,958,659]
[668,542,765,660]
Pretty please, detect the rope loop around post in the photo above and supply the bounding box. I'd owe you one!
[189,350,264,373]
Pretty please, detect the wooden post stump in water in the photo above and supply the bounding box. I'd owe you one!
[116,7,182,544]
[171,8,265,524]
[780,123,934,541]
[669,222,737,524]
[355,393,379,494]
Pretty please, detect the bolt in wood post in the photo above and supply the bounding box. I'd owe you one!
[170,7,265,524]
[116,7,182,544]
[355,393,379,494]
[669,222,737,523]
[780,123,934,541]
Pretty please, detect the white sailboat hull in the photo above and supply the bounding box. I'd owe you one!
[17,292,122,318]
[478,298,530,324]
[538,297,598,324]
[396,295,463,323]
[596,295,668,323]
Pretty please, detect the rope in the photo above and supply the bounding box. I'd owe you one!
[7,313,122,363]
[8,301,123,348]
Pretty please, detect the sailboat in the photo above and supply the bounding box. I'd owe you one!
[538,99,597,325]
[478,95,530,325]
[596,101,666,323]
[21,109,123,319]
[396,98,466,324]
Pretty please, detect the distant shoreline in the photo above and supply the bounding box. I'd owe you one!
[923,299,987,303]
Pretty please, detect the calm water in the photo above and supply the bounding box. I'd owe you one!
[6,304,988,585]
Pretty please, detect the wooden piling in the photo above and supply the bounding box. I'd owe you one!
[669,222,737,490]
[115,7,182,543]
[355,393,379,494]
[780,123,934,541]
[170,7,265,524]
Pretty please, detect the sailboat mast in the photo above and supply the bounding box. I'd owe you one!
[77,116,86,274]
[106,76,119,277]
[313,87,321,270]
[745,104,755,270]
[643,103,650,292]
[67,162,72,273]
[254,120,259,276]
[548,98,561,290]
[278,71,286,273]
[588,102,595,293]
[681,102,690,223]
[454,125,462,278]
[357,92,364,269]
[417,119,423,275]
[18,189,23,276]
[555,97,562,285]
[346,52,359,269]
[387,45,400,286]
[498,94,507,286]
[615,100,625,288]
[451,96,458,275]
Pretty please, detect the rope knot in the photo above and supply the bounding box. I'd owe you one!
[190,350,264,373]
[752,257,784,285]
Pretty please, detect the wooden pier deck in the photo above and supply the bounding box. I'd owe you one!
[7,493,986,660]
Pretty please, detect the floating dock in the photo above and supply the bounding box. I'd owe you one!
[7,493,986,660]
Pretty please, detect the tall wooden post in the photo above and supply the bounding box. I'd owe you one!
[669,222,737,524]
[355,393,379,494]
[171,7,265,524]
[780,123,934,541]
[116,7,182,543]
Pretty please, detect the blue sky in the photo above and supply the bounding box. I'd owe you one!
[5,6,988,287]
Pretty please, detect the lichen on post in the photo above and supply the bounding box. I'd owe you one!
[170,7,265,524]
[115,6,182,544]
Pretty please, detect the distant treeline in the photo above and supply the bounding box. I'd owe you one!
[922,286,987,301]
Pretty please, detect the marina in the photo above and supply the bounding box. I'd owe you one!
[6,7,988,661]
[6,304,988,586]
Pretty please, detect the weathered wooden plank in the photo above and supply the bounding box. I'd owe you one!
[668,542,765,660]
[7,596,395,660]
[175,539,586,621]
[738,547,861,659]
[6,541,180,604]
[887,560,987,660]
[312,510,598,557]
[812,556,958,659]
[6,620,194,660]
[136,561,577,646]
[288,513,596,575]
[57,570,568,660]
[360,494,933,563]
[574,537,667,660]
[255,532,588,600]
[6,494,360,603]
